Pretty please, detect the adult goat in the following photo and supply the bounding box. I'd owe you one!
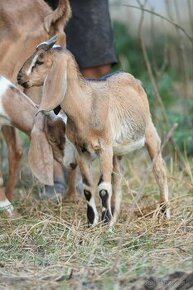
[0,75,76,214]
[0,0,71,204]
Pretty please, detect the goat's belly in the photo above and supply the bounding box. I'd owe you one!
[113,137,145,156]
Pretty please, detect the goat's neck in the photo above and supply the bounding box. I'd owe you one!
[62,57,91,125]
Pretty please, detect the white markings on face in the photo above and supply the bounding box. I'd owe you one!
[26,54,39,76]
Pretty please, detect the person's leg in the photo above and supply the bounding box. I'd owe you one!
[65,0,117,73]
[81,64,112,78]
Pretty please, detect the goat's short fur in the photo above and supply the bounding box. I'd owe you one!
[0,0,71,207]
[0,75,76,214]
[18,37,170,226]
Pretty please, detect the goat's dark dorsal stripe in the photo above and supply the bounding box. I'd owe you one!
[85,71,122,82]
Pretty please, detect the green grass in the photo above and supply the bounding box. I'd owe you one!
[0,151,192,289]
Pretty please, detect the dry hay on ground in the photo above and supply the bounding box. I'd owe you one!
[0,152,192,289]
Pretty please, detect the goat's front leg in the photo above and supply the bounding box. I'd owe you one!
[0,188,14,215]
[98,146,113,223]
[77,153,98,226]
[2,126,22,201]
[145,122,170,219]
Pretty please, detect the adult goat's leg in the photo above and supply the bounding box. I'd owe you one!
[110,156,122,226]
[66,169,78,200]
[77,153,98,225]
[2,126,22,201]
[145,122,170,218]
[98,146,113,223]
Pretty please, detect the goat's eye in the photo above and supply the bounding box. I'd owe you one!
[51,136,57,143]
[36,59,44,65]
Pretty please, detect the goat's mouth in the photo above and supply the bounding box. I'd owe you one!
[18,80,30,88]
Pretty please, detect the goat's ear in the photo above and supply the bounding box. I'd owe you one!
[28,113,54,186]
[44,0,71,46]
[38,55,67,113]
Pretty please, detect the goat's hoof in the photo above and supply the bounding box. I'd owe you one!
[101,209,112,223]
[39,180,67,201]
[160,203,171,219]
[39,189,63,201]
[163,208,171,219]
[0,200,14,216]
[64,191,77,201]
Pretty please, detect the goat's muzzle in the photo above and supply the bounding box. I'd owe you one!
[17,74,30,88]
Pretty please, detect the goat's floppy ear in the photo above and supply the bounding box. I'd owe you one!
[38,55,67,113]
[28,113,54,185]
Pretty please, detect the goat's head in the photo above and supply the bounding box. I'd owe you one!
[28,112,77,186]
[17,36,58,88]
[28,112,66,186]
[46,116,66,163]
[18,35,69,112]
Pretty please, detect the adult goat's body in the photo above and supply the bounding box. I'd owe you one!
[0,75,74,214]
[18,38,170,226]
[0,0,71,204]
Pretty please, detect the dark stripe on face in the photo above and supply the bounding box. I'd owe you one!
[84,190,91,201]
[87,204,95,224]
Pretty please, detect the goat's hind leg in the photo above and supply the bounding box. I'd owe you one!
[145,122,170,219]
[109,155,122,227]
[77,153,99,225]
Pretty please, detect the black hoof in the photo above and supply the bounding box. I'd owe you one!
[101,209,111,223]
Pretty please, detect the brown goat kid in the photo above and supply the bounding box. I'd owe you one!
[0,0,71,204]
[0,75,68,214]
[18,37,170,226]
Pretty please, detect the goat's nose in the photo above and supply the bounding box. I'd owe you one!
[17,74,21,81]
[70,163,77,170]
